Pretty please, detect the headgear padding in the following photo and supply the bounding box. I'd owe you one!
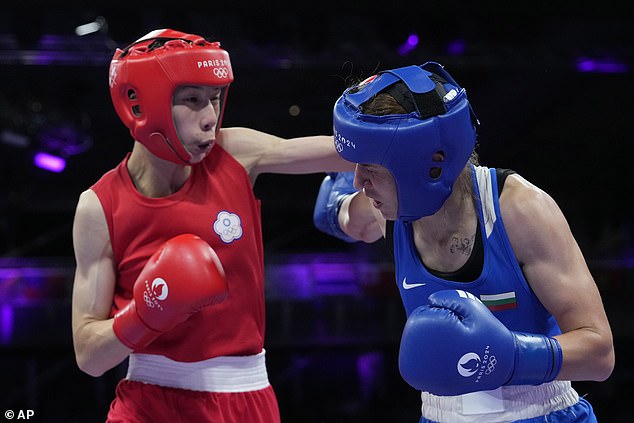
[109,29,234,164]
[333,62,477,221]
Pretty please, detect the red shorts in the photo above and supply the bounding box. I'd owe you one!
[106,379,281,423]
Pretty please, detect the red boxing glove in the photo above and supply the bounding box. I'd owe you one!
[113,234,228,350]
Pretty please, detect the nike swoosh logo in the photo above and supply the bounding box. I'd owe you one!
[402,277,426,290]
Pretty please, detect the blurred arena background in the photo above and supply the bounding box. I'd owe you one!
[1,2,632,421]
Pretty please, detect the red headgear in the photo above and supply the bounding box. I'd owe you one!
[108,29,234,164]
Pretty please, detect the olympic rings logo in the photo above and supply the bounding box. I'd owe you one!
[485,356,497,375]
[213,67,229,79]
[334,132,356,152]
[141,278,167,310]
[334,139,344,153]
[143,291,155,308]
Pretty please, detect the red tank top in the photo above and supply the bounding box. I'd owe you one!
[91,145,265,361]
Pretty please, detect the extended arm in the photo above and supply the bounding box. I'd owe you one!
[217,127,354,184]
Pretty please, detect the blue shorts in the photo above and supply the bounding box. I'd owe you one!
[419,397,597,423]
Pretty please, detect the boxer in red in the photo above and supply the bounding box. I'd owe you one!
[71,28,352,422]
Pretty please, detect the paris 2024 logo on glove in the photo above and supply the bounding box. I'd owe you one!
[457,347,498,380]
[454,290,499,382]
[142,277,169,310]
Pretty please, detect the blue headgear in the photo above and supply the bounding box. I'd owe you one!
[333,62,478,221]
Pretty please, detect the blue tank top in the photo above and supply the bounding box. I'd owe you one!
[392,165,561,336]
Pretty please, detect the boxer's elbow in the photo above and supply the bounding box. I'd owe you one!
[593,341,615,382]
[341,213,383,244]
[75,349,108,377]
[558,329,615,382]
[583,328,615,382]
[356,223,383,243]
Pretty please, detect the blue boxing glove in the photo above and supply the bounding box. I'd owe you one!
[313,172,357,243]
[398,289,562,396]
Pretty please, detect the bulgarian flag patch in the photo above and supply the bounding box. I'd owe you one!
[480,291,517,311]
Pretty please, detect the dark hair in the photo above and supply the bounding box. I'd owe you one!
[362,91,407,115]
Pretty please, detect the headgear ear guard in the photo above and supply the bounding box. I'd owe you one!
[108,28,234,164]
[333,62,479,221]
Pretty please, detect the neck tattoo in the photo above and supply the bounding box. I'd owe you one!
[450,235,475,255]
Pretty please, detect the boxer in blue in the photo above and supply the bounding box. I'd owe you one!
[313,62,614,422]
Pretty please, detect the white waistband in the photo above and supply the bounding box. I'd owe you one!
[420,380,580,423]
[126,350,270,393]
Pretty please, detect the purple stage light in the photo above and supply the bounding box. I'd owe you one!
[447,39,466,56]
[397,33,419,56]
[576,57,628,74]
[1,305,13,345]
[34,152,66,172]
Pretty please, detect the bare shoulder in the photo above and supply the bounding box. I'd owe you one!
[217,127,275,150]
[217,126,257,141]
[499,174,557,219]
[216,127,276,173]
[73,189,111,261]
[74,189,106,228]
[499,174,571,264]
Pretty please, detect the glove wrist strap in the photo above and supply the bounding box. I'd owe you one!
[509,332,562,385]
[113,303,161,351]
